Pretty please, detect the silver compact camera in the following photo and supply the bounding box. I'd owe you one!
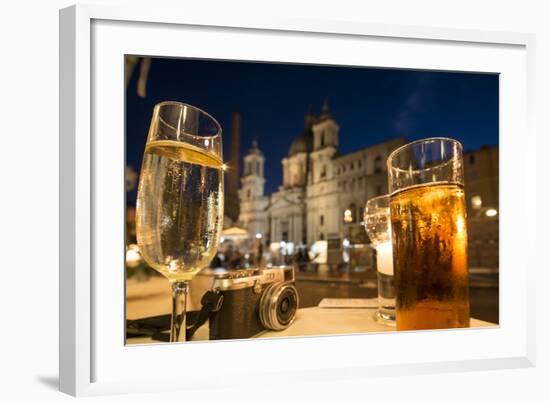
[206,265,299,340]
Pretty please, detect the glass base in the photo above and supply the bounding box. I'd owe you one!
[375,309,396,326]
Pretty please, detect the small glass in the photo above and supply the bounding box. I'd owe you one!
[387,137,470,331]
[136,101,224,342]
[364,195,395,325]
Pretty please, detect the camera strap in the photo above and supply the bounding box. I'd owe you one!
[186,290,224,339]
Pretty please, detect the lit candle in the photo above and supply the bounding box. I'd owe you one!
[376,241,394,276]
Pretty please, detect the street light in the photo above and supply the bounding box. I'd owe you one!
[344,209,353,223]
[126,244,142,268]
[471,195,482,209]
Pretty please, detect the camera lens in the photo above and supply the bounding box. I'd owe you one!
[280,298,289,313]
[277,287,297,326]
[259,282,299,331]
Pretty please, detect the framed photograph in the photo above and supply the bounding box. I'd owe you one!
[59,4,535,397]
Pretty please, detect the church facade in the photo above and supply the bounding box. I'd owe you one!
[238,101,406,249]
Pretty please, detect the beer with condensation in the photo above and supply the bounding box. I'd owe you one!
[390,182,470,330]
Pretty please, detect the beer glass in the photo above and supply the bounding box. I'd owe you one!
[387,138,469,330]
[136,102,224,342]
[364,195,395,325]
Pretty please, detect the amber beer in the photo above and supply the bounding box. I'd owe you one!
[390,182,470,330]
[387,137,470,331]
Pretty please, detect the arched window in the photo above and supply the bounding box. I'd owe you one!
[320,132,325,147]
[350,204,357,223]
[374,155,382,173]
[281,221,289,242]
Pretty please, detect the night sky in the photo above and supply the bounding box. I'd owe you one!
[126,58,498,202]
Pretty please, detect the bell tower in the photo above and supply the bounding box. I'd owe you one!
[238,139,269,240]
[312,98,339,151]
[240,139,265,202]
[310,98,339,184]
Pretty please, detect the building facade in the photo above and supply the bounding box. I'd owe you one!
[463,146,499,268]
[237,102,499,269]
[237,101,405,248]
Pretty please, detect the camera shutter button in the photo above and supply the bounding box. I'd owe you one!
[253,280,262,294]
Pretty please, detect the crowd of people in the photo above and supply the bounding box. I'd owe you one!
[209,241,316,271]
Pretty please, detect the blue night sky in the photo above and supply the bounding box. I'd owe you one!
[126,58,498,201]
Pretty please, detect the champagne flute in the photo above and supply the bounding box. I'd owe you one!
[136,101,224,342]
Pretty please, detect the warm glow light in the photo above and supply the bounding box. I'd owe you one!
[456,215,465,236]
[344,209,353,223]
[126,244,142,268]
[221,164,227,171]
[471,195,482,209]
[486,208,498,217]
[342,238,350,247]
[255,233,262,239]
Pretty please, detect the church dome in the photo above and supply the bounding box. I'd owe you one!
[288,108,315,157]
[288,131,313,156]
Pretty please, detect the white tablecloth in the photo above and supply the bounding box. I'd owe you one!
[126,306,495,345]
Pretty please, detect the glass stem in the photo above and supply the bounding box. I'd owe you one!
[170,281,188,342]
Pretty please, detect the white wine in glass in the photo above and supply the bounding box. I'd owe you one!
[136,102,224,342]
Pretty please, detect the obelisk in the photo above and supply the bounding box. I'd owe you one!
[225,111,241,223]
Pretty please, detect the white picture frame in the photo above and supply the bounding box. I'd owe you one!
[59,3,536,397]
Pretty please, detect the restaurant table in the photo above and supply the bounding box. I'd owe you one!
[126,306,496,345]
[126,277,496,344]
